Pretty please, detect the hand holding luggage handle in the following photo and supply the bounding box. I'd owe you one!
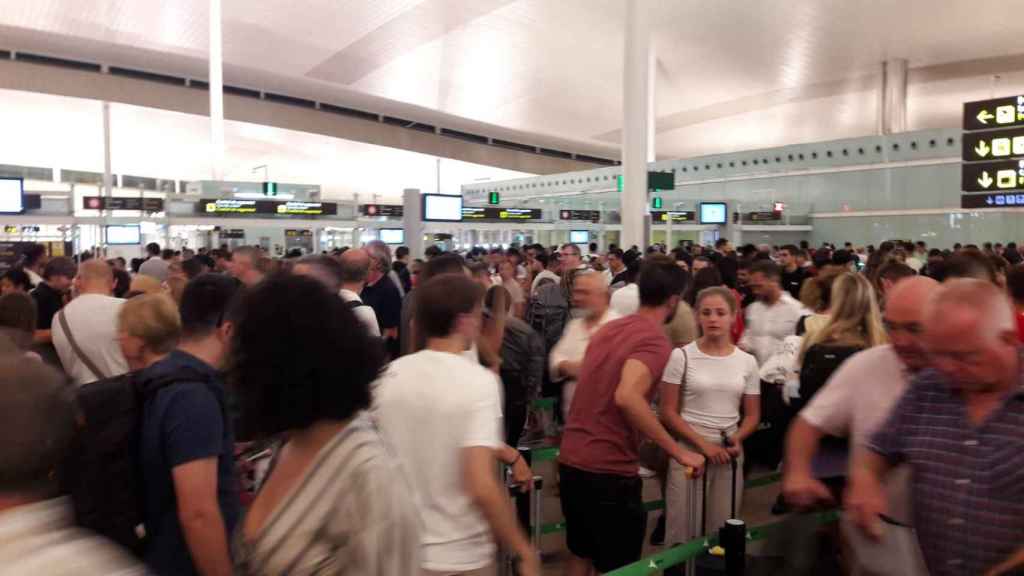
[684,432,745,576]
[499,471,543,576]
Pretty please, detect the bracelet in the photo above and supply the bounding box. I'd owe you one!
[509,452,522,466]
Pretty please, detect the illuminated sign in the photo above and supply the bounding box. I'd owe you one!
[961,159,1024,192]
[963,95,1024,131]
[196,199,337,217]
[488,192,500,205]
[285,229,312,237]
[616,171,675,192]
[961,193,1024,209]
[559,209,601,223]
[650,211,697,223]
[83,196,165,212]
[461,207,543,222]
[360,204,403,217]
[217,228,245,239]
[962,126,1024,162]
[749,211,782,222]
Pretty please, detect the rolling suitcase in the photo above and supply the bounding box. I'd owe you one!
[498,473,543,576]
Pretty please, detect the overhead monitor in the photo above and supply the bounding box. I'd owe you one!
[105,225,141,245]
[699,202,727,225]
[0,178,25,214]
[569,230,590,244]
[379,228,405,245]
[421,194,464,222]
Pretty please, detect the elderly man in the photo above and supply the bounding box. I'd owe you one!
[848,279,1024,576]
[362,241,404,356]
[337,249,381,337]
[783,276,938,575]
[549,272,621,422]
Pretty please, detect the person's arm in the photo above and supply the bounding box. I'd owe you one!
[729,394,761,447]
[463,447,539,576]
[658,381,729,465]
[547,323,575,381]
[614,359,705,472]
[845,447,893,540]
[495,444,533,490]
[781,417,834,508]
[172,458,233,576]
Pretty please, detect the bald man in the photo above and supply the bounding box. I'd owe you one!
[848,279,1024,576]
[338,248,381,338]
[784,276,939,508]
[549,272,621,422]
[52,260,129,385]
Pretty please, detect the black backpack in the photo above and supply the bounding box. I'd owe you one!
[525,281,571,354]
[794,343,862,412]
[62,366,213,557]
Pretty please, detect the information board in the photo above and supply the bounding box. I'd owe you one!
[197,199,337,217]
[963,95,1024,131]
[83,196,165,212]
[360,204,403,217]
[650,211,696,223]
[961,192,1024,209]
[559,209,601,223]
[962,126,1024,162]
[748,211,782,222]
[462,207,543,222]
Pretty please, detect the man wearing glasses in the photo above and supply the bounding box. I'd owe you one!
[783,276,938,575]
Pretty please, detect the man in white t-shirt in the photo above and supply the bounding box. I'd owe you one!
[784,277,938,537]
[337,249,381,338]
[550,272,620,421]
[738,260,808,366]
[373,273,538,576]
[52,260,129,385]
[529,252,560,296]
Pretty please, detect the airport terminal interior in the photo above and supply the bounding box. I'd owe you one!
[1,2,1023,575]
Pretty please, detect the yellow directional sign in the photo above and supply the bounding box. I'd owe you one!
[962,160,1024,192]
[964,96,1024,131]
[963,127,1024,162]
[975,140,991,158]
[978,171,994,188]
[977,110,995,124]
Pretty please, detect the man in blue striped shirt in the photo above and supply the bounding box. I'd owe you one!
[848,279,1024,576]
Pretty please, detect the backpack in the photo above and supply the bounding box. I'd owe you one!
[499,317,545,405]
[525,281,571,354]
[62,365,214,557]
[794,343,862,412]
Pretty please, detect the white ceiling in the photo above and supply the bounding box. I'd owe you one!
[0,88,531,201]
[1,0,1024,161]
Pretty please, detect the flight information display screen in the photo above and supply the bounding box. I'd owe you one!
[699,202,727,224]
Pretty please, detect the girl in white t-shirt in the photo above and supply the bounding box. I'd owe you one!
[659,286,761,545]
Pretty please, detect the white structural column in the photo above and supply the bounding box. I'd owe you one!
[102,101,112,199]
[621,0,654,250]
[879,58,908,135]
[403,188,424,258]
[209,0,225,180]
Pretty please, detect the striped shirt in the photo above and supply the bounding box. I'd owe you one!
[233,413,420,575]
[868,368,1024,576]
[0,497,143,576]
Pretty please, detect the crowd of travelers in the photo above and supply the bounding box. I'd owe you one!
[0,235,1021,576]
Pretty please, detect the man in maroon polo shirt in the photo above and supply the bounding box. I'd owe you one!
[559,254,706,575]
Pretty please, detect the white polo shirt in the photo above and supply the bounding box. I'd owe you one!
[339,288,381,338]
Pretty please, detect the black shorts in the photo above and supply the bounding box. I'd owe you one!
[559,463,646,573]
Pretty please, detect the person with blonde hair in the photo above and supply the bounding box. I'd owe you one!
[660,286,761,546]
[117,293,181,372]
[796,273,887,378]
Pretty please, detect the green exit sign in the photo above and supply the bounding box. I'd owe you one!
[651,196,663,209]
[262,181,278,196]
[488,191,500,205]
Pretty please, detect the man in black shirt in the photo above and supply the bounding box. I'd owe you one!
[31,257,76,345]
[607,248,628,286]
[777,244,808,300]
[362,241,404,357]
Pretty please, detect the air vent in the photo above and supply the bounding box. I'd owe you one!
[61,169,106,186]
[15,52,100,72]
[320,103,379,122]
[575,154,617,166]
[539,148,573,160]
[440,128,489,145]
[492,139,537,154]
[189,79,209,90]
[382,117,435,133]
[264,92,316,109]
[0,50,10,60]
[224,85,261,99]
[109,67,186,86]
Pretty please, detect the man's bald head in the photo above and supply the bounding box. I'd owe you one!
[923,279,1018,392]
[75,259,114,295]
[883,275,939,372]
[339,248,371,285]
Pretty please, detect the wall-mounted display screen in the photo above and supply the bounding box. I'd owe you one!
[106,225,141,245]
[569,230,590,244]
[699,202,727,224]
[379,229,405,244]
[0,178,25,214]
[422,194,463,222]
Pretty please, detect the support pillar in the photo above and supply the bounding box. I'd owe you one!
[209,0,225,180]
[621,0,655,251]
[879,58,908,135]
[403,188,424,258]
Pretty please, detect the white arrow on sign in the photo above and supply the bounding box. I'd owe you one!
[978,110,995,124]
[978,171,994,188]
[975,140,991,158]
[987,196,994,205]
